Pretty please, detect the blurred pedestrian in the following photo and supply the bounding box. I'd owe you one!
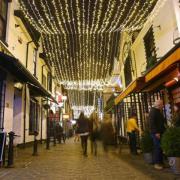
[89,112,99,156]
[56,123,65,144]
[74,123,80,142]
[101,114,115,152]
[77,112,89,157]
[149,99,166,170]
[126,112,140,155]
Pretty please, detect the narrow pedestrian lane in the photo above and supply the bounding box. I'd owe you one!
[1,139,179,180]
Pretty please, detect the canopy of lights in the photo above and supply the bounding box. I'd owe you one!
[19,0,165,117]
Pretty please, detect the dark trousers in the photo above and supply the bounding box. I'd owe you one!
[80,135,88,155]
[151,134,163,164]
[128,131,137,154]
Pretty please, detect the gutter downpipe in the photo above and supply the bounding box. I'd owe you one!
[23,40,33,148]
[40,64,46,143]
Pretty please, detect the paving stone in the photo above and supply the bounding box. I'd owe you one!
[0,139,180,180]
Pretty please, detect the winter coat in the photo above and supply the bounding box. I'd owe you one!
[149,107,166,134]
[77,117,89,134]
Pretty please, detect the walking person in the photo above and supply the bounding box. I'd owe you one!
[74,123,80,142]
[149,99,166,170]
[126,112,140,155]
[89,112,99,156]
[101,114,115,152]
[77,112,89,157]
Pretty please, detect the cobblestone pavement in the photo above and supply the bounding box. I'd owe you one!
[0,138,180,180]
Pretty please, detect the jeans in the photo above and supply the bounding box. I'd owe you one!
[128,131,137,154]
[80,135,88,155]
[151,134,163,164]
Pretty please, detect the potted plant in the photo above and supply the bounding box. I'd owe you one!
[161,127,180,174]
[140,131,153,164]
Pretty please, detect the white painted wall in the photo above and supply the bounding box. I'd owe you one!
[13,88,23,144]
[3,75,14,133]
[131,0,179,77]
[1,1,54,144]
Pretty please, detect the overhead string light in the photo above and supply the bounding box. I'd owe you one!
[19,0,160,91]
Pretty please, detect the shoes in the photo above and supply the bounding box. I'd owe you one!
[154,164,163,170]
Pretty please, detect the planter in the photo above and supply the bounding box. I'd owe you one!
[168,157,180,174]
[143,152,153,164]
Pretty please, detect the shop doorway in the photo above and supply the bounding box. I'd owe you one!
[13,88,23,143]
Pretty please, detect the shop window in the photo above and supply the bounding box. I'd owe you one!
[47,72,52,92]
[33,49,37,77]
[0,0,8,42]
[29,99,39,135]
[124,55,132,87]
[0,70,6,130]
[143,27,157,70]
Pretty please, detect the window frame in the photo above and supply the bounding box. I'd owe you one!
[0,0,8,43]
[143,27,157,70]
[0,69,6,130]
[29,98,39,135]
[33,48,38,77]
[47,72,52,92]
[124,55,133,87]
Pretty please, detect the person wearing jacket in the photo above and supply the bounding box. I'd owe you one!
[77,112,89,157]
[126,112,140,155]
[149,99,166,170]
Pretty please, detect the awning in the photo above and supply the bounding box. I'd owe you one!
[142,43,180,91]
[114,77,144,105]
[114,43,180,105]
[0,52,56,102]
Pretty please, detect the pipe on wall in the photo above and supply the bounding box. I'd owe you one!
[23,40,33,147]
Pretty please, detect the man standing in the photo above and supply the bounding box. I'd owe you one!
[149,99,166,170]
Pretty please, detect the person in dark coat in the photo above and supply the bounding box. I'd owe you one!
[56,123,65,144]
[77,112,89,156]
[149,99,166,170]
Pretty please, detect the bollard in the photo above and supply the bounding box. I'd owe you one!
[7,131,15,168]
[32,131,39,156]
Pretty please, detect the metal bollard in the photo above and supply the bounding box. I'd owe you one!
[32,131,39,156]
[7,131,15,168]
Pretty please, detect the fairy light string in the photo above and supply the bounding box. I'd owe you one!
[19,0,160,109]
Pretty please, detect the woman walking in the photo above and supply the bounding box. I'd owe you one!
[77,112,89,157]
[89,112,99,156]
